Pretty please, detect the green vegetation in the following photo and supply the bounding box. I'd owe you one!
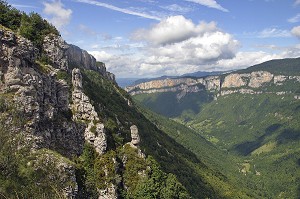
[135,89,300,198]
[186,93,300,198]
[0,98,69,198]
[134,89,213,120]
[80,69,231,198]
[133,57,300,198]
[0,0,21,31]
[19,12,59,50]
[0,0,59,51]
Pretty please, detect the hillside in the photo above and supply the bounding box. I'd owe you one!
[187,93,300,198]
[0,2,251,198]
[131,58,300,198]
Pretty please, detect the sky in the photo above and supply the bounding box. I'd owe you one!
[6,0,300,78]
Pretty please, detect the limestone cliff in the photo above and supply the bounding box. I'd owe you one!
[0,27,119,198]
[126,70,300,99]
[66,44,115,82]
[125,76,220,96]
[71,68,107,155]
[0,28,82,198]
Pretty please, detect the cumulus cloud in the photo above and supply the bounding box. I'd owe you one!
[43,0,72,30]
[89,16,300,78]
[89,45,300,78]
[132,15,239,66]
[89,50,114,62]
[184,0,228,12]
[132,15,217,45]
[291,26,300,38]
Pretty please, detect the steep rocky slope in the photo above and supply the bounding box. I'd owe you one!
[0,13,247,197]
[0,26,191,198]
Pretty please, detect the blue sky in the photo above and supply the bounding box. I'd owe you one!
[6,0,300,78]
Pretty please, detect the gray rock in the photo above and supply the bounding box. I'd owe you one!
[71,68,107,155]
[43,34,69,70]
[130,125,140,146]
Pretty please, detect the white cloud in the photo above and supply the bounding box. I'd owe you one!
[161,4,193,13]
[89,45,300,78]
[88,16,299,78]
[258,28,291,38]
[295,0,300,5]
[76,0,162,21]
[115,15,239,77]
[288,13,300,23]
[43,0,72,30]
[291,26,300,38]
[89,50,114,62]
[146,31,239,64]
[132,15,217,46]
[184,0,228,12]
[12,4,37,8]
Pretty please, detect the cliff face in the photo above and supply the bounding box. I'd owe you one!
[0,27,121,198]
[126,70,300,99]
[66,44,115,82]
[126,76,220,95]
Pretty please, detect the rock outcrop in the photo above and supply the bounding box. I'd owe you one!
[248,71,273,88]
[222,73,249,88]
[43,34,69,70]
[128,125,145,158]
[67,44,96,71]
[71,68,107,155]
[66,45,115,82]
[130,125,140,146]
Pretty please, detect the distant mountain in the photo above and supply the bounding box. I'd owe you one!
[132,75,177,86]
[129,71,229,87]
[116,77,140,88]
[181,70,230,78]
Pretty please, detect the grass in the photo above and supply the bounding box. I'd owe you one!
[251,141,277,155]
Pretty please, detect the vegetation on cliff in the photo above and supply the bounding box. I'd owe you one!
[0,0,59,50]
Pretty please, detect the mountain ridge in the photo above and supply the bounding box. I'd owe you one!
[126,58,300,100]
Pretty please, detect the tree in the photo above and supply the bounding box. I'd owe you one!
[0,0,22,31]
